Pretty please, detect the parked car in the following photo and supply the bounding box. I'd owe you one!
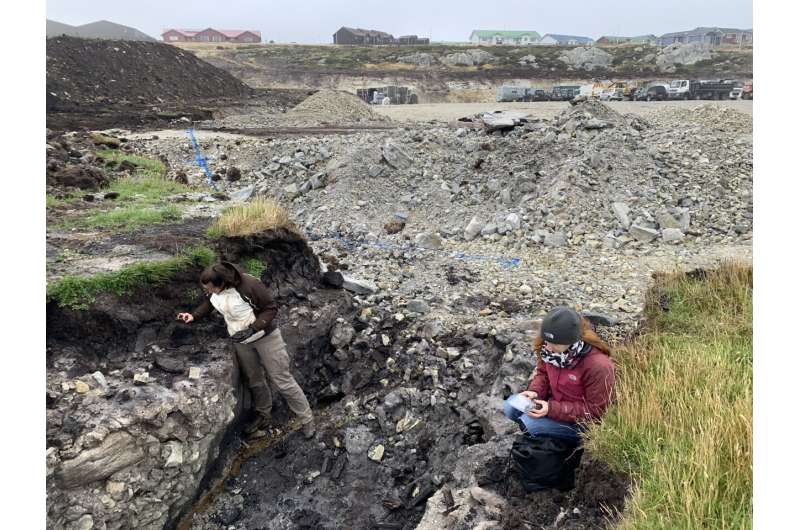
[523,88,551,102]
[635,84,669,101]
[550,85,581,101]
[599,87,623,101]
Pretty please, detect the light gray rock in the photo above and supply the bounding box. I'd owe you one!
[612,202,631,229]
[284,183,299,197]
[656,210,682,230]
[75,514,94,530]
[505,213,521,231]
[480,223,498,236]
[629,224,660,242]
[229,184,255,202]
[341,276,378,295]
[310,172,327,189]
[57,431,144,488]
[344,425,375,455]
[164,441,184,468]
[330,322,356,348]
[415,232,443,250]
[464,216,484,241]
[543,232,567,247]
[559,46,613,71]
[661,228,685,243]
[407,300,431,314]
[382,141,413,170]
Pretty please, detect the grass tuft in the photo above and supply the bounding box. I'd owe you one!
[583,262,752,529]
[244,258,268,278]
[47,246,216,310]
[207,198,299,238]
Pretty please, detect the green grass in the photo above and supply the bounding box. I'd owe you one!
[49,151,193,230]
[80,204,182,230]
[47,246,216,310]
[96,150,167,178]
[107,177,190,205]
[244,258,267,277]
[48,151,190,215]
[583,263,752,529]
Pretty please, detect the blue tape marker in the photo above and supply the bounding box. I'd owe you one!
[314,232,521,270]
[186,128,218,191]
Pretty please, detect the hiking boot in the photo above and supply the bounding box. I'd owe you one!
[243,413,271,436]
[301,421,316,440]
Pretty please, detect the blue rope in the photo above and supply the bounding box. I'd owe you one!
[186,128,218,191]
[313,232,521,270]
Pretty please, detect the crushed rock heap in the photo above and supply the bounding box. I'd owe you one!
[285,89,391,126]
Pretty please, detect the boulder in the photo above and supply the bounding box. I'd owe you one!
[57,432,144,489]
[629,224,659,242]
[464,216,484,241]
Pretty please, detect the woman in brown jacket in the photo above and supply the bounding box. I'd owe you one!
[177,261,315,439]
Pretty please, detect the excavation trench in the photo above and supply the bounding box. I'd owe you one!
[46,231,629,530]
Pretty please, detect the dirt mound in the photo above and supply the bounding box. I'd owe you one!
[286,89,390,126]
[47,36,254,130]
[47,37,251,108]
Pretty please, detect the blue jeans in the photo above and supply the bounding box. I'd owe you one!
[503,394,584,445]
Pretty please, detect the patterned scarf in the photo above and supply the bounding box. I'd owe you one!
[540,340,590,369]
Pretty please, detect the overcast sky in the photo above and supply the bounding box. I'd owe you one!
[46,0,753,43]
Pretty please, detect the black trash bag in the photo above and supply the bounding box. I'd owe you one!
[510,434,584,492]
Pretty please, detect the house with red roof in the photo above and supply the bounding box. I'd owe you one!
[161,28,262,43]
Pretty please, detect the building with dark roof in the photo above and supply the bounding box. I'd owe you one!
[332,27,428,45]
[657,27,752,46]
[596,35,657,45]
[161,28,262,43]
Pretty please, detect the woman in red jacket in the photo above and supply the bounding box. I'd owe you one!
[504,307,616,444]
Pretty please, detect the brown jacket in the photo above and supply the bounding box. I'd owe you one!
[191,262,279,335]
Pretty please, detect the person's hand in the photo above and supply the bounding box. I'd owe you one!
[177,312,194,323]
[526,400,549,418]
[231,327,255,342]
[520,390,538,400]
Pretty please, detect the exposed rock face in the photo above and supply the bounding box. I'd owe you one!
[398,52,436,67]
[656,43,713,71]
[440,49,496,66]
[559,46,614,71]
[46,235,355,530]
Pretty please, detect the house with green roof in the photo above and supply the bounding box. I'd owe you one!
[596,34,657,45]
[469,30,541,46]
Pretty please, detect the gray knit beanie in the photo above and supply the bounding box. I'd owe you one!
[540,307,582,345]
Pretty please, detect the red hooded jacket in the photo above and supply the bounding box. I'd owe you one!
[526,346,615,424]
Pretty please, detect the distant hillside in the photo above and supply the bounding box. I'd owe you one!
[46,19,156,41]
[46,19,79,37]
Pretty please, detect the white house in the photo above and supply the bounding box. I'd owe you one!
[469,30,541,46]
[538,33,594,46]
